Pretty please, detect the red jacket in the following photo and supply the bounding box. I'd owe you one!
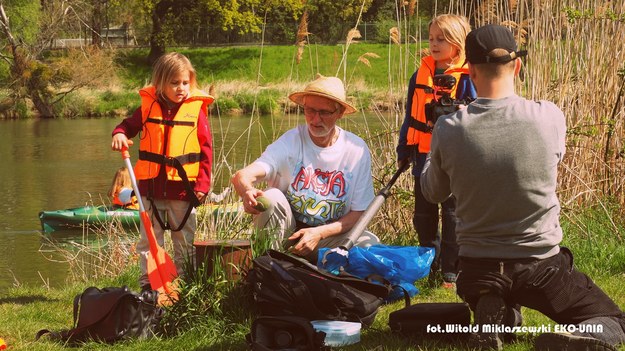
[112,98,212,201]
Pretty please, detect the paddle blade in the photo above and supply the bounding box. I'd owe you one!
[140,211,178,280]
[150,245,178,282]
[147,250,179,305]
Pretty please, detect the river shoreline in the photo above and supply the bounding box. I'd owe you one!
[0,84,405,119]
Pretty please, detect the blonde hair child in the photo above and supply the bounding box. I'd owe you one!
[396,14,475,288]
[108,167,137,208]
[428,14,471,67]
[110,52,214,291]
[151,52,198,102]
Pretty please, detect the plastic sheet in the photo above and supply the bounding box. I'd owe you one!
[319,245,435,302]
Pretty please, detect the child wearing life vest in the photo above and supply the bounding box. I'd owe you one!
[108,167,139,209]
[396,14,476,288]
[110,52,214,291]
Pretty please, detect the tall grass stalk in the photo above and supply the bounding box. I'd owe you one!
[41,220,138,283]
[25,2,625,350]
[449,0,625,208]
[51,0,625,291]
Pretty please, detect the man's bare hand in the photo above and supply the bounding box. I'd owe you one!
[241,188,265,215]
[288,228,323,256]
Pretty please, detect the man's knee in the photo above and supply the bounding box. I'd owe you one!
[259,188,287,209]
[354,231,380,248]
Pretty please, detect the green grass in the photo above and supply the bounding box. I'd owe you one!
[1,42,424,118]
[31,43,417,118]
[115,43,415,88]
[1,203,625,350]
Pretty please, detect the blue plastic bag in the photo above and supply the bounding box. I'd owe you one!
[318,245,434,302]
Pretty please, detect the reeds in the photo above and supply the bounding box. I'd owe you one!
[469,0,625,207]
[41,219,139,283]
[295,10,309,65]
[49,0,625,312]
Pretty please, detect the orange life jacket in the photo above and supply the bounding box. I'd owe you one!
[134,86,213,181]
[407,56,469,153]
[112,194,139,210]
[112,194,124,207]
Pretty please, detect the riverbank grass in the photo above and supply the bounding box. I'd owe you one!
[1,203,624,350]
[0,43,412,119]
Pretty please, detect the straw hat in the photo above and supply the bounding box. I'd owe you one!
[288,74,357,115]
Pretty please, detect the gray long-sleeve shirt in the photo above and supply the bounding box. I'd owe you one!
[421,95,566,259]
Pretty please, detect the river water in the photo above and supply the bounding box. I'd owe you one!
[0,112,396,292]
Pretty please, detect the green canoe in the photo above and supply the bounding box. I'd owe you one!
[39,205,140,233]
[39,203,242,233]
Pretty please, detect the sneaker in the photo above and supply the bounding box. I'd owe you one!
[471,293,507,350]
[442,272,457,289]
[534,332,617,351]
[443,272,457,283]
[441,281,456,289]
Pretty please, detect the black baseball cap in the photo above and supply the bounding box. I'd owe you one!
[465,24,527,64]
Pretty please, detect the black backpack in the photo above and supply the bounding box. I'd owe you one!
[245,249,390,327]
[246,315,327,351]
[36,286,162,345]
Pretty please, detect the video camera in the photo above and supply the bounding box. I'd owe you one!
[424,74,474,125]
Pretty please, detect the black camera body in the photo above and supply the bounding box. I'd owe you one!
[424,74,472,125]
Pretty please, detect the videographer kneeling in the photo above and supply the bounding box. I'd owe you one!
[421,24,625,351]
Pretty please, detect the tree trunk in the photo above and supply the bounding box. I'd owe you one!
[91,0,103,47]
[147,0,173,63]
[30,91,56,118]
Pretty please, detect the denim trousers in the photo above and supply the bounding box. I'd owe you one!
[456,247,625,345]
[413,176,458,276]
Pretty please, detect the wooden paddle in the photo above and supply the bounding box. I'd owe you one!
[121,146,178,306]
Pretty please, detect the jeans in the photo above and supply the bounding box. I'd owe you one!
[456,247,625,346]
[413,176,458,277]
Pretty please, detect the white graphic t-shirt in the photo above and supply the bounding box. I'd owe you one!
[254,125,374,226]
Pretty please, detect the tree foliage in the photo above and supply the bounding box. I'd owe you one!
[305,0,373,43]
[136,0,304,62]
[0,0,421,117]
[0,1,119,117]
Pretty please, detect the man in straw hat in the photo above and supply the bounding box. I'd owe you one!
[420,24,625,351]
[231,74,379,262]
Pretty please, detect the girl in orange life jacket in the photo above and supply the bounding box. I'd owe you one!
[396,14,475,288]
[108,167,139,210]
[110,52,214,291]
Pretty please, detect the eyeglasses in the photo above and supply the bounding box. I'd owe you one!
[303,107,337,119]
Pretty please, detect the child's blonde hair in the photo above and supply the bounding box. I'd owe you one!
[151,52,198,101]
[429,14,471,64]
[108,167,131,198]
